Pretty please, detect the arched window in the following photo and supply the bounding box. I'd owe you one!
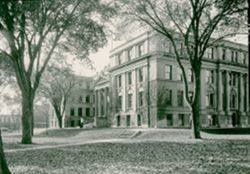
[230,90,237,109]
[206,87,215,107]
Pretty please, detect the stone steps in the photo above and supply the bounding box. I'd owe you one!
[119,130,142,138]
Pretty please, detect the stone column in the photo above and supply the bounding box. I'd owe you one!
[239,73,244,112]
[95,90,98,117]
[106,87,109,118]
[245,73,249,113]
[226,71,230,111]
[217,70,224,127]
[104,88,107,117]
[98,90,101,117]
[217,70,223,111]
[225,71,232,127]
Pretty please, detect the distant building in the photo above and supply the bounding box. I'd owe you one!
[49,76,95,128]
[34,103,50,128]
[0,114,21,130]
[95,31,249,128]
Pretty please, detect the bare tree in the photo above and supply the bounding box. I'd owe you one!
[39,66,79,128]
[0,0,115,144]
[117,0,247,138]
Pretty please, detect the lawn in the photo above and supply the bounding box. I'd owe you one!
[4,129,250,174]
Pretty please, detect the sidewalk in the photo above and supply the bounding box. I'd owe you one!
[5,138,126,153]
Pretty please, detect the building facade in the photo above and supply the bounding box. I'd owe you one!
[50,76,95,128]
[0,114,21,130]
[95,31,249,128]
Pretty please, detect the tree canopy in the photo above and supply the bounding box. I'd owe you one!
[0,0,115,144]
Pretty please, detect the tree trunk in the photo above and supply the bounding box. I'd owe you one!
[191,68,202,139]
[58,116,63,128]
[0,130,11,174]
[53,105,63,128]
[21,94,34,144]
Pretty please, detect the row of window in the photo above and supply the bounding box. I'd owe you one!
[117,69,144,87]
[70,107,90,117]
[116,41,146,65]
[116,65,193,88]
[116,115,142,127]
[78,95,91,103]
[117,90,193,110]
[0,117,18,123]
[117,91,144,110]
[116,114,188,127]
[114,40,247,66]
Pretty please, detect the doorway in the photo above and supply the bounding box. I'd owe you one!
[232,113,237,127]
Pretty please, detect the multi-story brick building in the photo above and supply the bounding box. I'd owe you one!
[50,76,95,128]
[95,31,249,128]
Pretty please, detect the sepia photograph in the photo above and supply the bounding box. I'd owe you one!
[0,0,249,173]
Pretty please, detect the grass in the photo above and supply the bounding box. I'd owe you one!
[3,128,250,173]
[37,128,86,137]
[6,140,250,174]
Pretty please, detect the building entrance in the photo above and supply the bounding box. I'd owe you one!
[232,113,237,127]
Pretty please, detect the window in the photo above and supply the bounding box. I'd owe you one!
[139,91,144,106]
[166,114,173,126]
[177,90,184,106]
[138,42,145,56]
[128,94,132,108]
[178,43,184,55]
[86,108,90,117]
[189,91,194,101]
[206,70,214,83]
[169,44,173,53]
[117,115,121,126]
[229,73,237,86]
[79,96,83,103]
[126,115,131,127]
[222,48,226,60]
[86,95,90,103]
[118,96,122,110]
[117,53,122,65]
[231,51,238,62]
[178,114,185,126]
[138,68,143,82]
[137,115,141,126]
[235,52,238,63]
[128,71,132,85]
[128,47,134,60]
[230,91,237,109]
[207,47,214,59]
[188,69,193,82]
[118,75,122,87]
[70,108,75,116]
[243,53,246,64]
[78,108,82,116]
[86,82,90,89]
[166,89,172,106]
[176,67,182,81]
[165,65,172,80]
[206,93,214,107]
